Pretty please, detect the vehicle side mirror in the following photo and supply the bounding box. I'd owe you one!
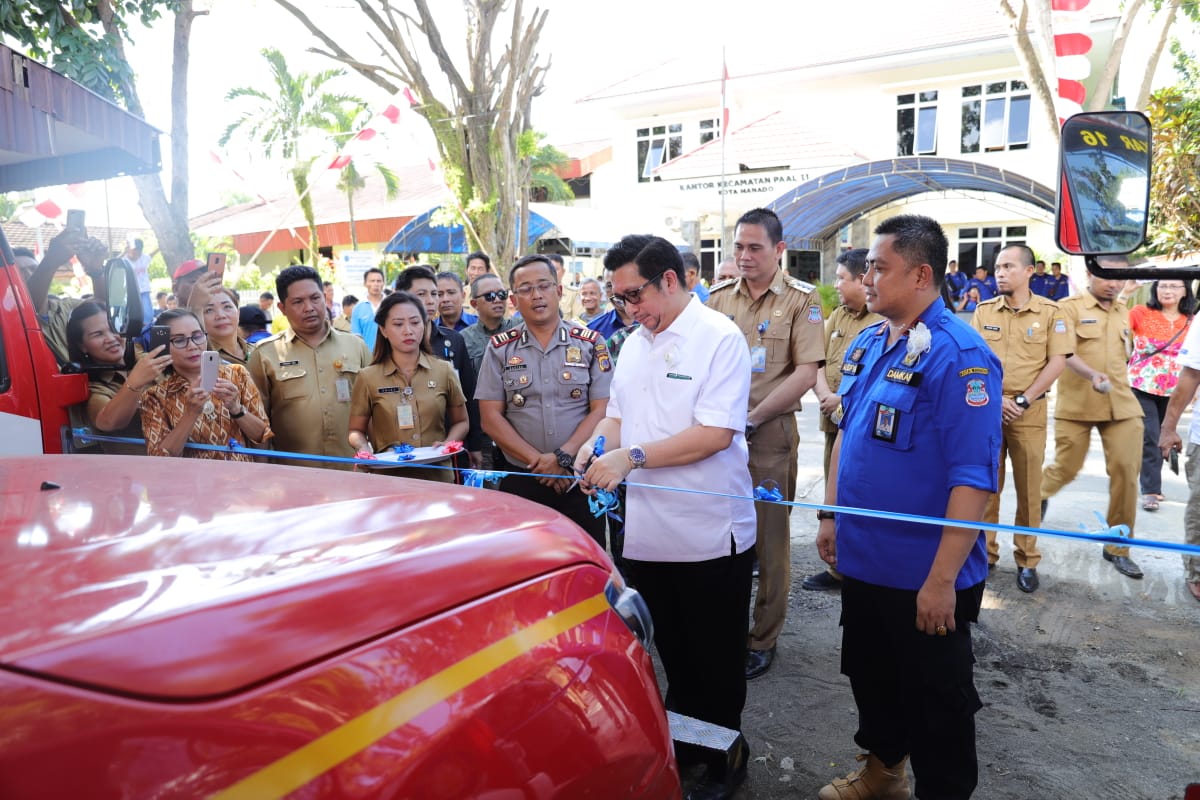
[106,257,142,338]
[1056,111,1151,257]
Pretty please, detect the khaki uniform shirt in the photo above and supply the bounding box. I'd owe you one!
[819,304,883,433]
[350,353,466,450]
[971,294,1073,396]
[1054,292,1142,421]
[247,325,372,468]
[332,315,352,333]
[86,368,146,455]
[474,321,613,461]
[706,270,826,412]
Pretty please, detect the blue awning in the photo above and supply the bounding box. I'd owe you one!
[767,158,1056,250]
[384,207,554,254]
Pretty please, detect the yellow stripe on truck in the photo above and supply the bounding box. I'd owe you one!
[210,592,611,800]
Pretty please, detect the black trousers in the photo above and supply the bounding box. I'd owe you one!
[1134,388,1170,495]
[624,543,755,733]
[840,577,985,800]
[496,452,606,548]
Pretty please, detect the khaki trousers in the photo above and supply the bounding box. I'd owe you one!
[748,413,798,651]
[1042,416,1143,557]
[1184,444,1200,583]
[985,401,1048,568]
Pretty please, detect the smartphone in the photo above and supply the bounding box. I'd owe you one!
[206,251,227,278]
[200,351,219,392]
[1170,448,1180,475]
[148,325,171,354]
[66,209,86,234]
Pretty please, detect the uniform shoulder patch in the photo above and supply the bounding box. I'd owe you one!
[785,276,814,293]
[569,326,598,343]
[490,328,521,348]
[709,277,738,292]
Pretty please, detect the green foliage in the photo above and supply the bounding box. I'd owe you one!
[0,1,172,104]
[1146,43,1200,257]
[814,282,838,314]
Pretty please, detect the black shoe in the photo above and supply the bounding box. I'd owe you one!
[685,735,749,800]
[801,570,842,591]
[988,562,997,574]
[1040,498,1048,518]
[1103,550,1144,579]
[1017,567,1039,593]
[745,646,775,680]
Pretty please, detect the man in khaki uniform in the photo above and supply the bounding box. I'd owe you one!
[476,255,612,545]
[802,247,881,592]
[970,245,1071,593]
[248,265,372,470]
[708,207,824,680]
[1042,266,1145,579]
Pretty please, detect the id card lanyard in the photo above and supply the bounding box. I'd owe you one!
[396,386,415,429]
[750,320,769,373]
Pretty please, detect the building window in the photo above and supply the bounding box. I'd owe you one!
[699,118,721,145]
[636,123,683,182]
[961,81,1030,153]
[897,91,938,156]
[957,225,1028,272]
[699,238,722,283]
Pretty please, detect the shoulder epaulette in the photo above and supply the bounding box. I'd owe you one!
[490,328,521,348]
[785,276,815,293]
[977,296,1002,307]
[569,326,598,343]
[709,277,737,292]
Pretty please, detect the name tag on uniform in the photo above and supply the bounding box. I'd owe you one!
[1080,318,1098,324]
[279,360,300,367]
[841,362,862,376]
[983,325,1000,332]
[378,386,401,394]
[336,378,351,402]
[884,367,922,386]
[750,346,767,373]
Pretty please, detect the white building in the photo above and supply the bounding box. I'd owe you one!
[575,0,1121,283]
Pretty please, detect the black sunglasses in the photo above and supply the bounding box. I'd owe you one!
[477,289,509,303]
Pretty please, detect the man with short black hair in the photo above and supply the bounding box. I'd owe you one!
[350,267,387,349]
[580,234,754,800]
[816,214,1000,800]
[436,271,477,331]
[465,251,493,283]
[476,255,610,541]
[248,266,372,470]
[681,251,709,302]
[708,207,824,680]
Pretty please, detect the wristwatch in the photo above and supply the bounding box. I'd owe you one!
[628,445,647,469]
[816,510,835,521]
[553,448,575,470]
[745,421,757,439]
[1014,394,1030,410]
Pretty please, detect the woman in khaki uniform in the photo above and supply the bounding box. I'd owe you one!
[204,286,256,366]
[348,292,468,483]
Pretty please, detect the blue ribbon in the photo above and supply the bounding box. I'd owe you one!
[67,427,1200,557]
[754,481,784,501]
[757,320,769,336]
[461,470,503,488]
[585,434,622,520]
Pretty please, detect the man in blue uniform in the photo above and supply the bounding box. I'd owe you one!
[1029,259,1050,297]
[966,265,997,302]
[815,215,1002,800]
[945,259,968,306]
[1045,261,1071,300]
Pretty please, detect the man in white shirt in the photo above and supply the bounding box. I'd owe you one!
[579,234,754,800]
[1158,317,1200,604]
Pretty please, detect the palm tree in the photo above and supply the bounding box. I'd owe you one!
[324,103,400,250]
[219,47,362,260]
[517,131,574,250]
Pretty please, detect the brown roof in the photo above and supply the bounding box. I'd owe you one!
[2,220,147,255]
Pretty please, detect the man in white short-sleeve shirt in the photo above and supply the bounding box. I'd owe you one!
[578,234,754,800]
[1157,318,1200,603]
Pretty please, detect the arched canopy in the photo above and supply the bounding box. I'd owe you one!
[384,207,554,254]
[767,158,1056,250]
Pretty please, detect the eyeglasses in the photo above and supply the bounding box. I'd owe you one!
[1158,283,1186,291]
[476,290,509,303]
[169,332,208,349]
[610,273,663,310]
[512,279,557,297]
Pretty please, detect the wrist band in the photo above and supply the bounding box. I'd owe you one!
[230,408,246,419]
[817,510,836,520]
[125,382,146,394]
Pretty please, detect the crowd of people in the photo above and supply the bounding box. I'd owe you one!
[18,207,1200,800]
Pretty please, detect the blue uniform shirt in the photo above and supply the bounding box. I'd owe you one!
[835,297,1002,592]
[587,308,631,340]
[1045,273,1070,300]
[967,275,998,302]
[1029,272,1049,297]
[350,300,379,351]
[945,270,968,302]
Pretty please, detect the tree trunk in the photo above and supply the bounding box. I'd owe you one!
[1088,0,1146,112]
[292,167,320,262]
[348,189,358,250]
[1000,0,1062,144]
[1135,0,1180,111]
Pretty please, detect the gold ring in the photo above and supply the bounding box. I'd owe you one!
[936,625,948,636]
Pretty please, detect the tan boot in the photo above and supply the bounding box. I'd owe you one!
[817,753,911,800]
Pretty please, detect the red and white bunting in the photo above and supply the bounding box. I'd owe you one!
[1051,0,1092,123]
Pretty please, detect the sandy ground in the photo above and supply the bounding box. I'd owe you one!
[673,401,1200,800]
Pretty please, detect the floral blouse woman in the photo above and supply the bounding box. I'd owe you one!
[141,309,269,461]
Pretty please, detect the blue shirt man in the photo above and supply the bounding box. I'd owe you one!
[1045,263,1070,300]
[966,268,997,302]
[349,267,387,350]
[945,261,968,303]
[1029,262,1049,297]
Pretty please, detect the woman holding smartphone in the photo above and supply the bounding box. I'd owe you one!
[141,309,269,461]
[349,291,468,482]
[67,301,171,454]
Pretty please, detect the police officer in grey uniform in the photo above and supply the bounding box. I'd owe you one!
[476,255,613,545]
